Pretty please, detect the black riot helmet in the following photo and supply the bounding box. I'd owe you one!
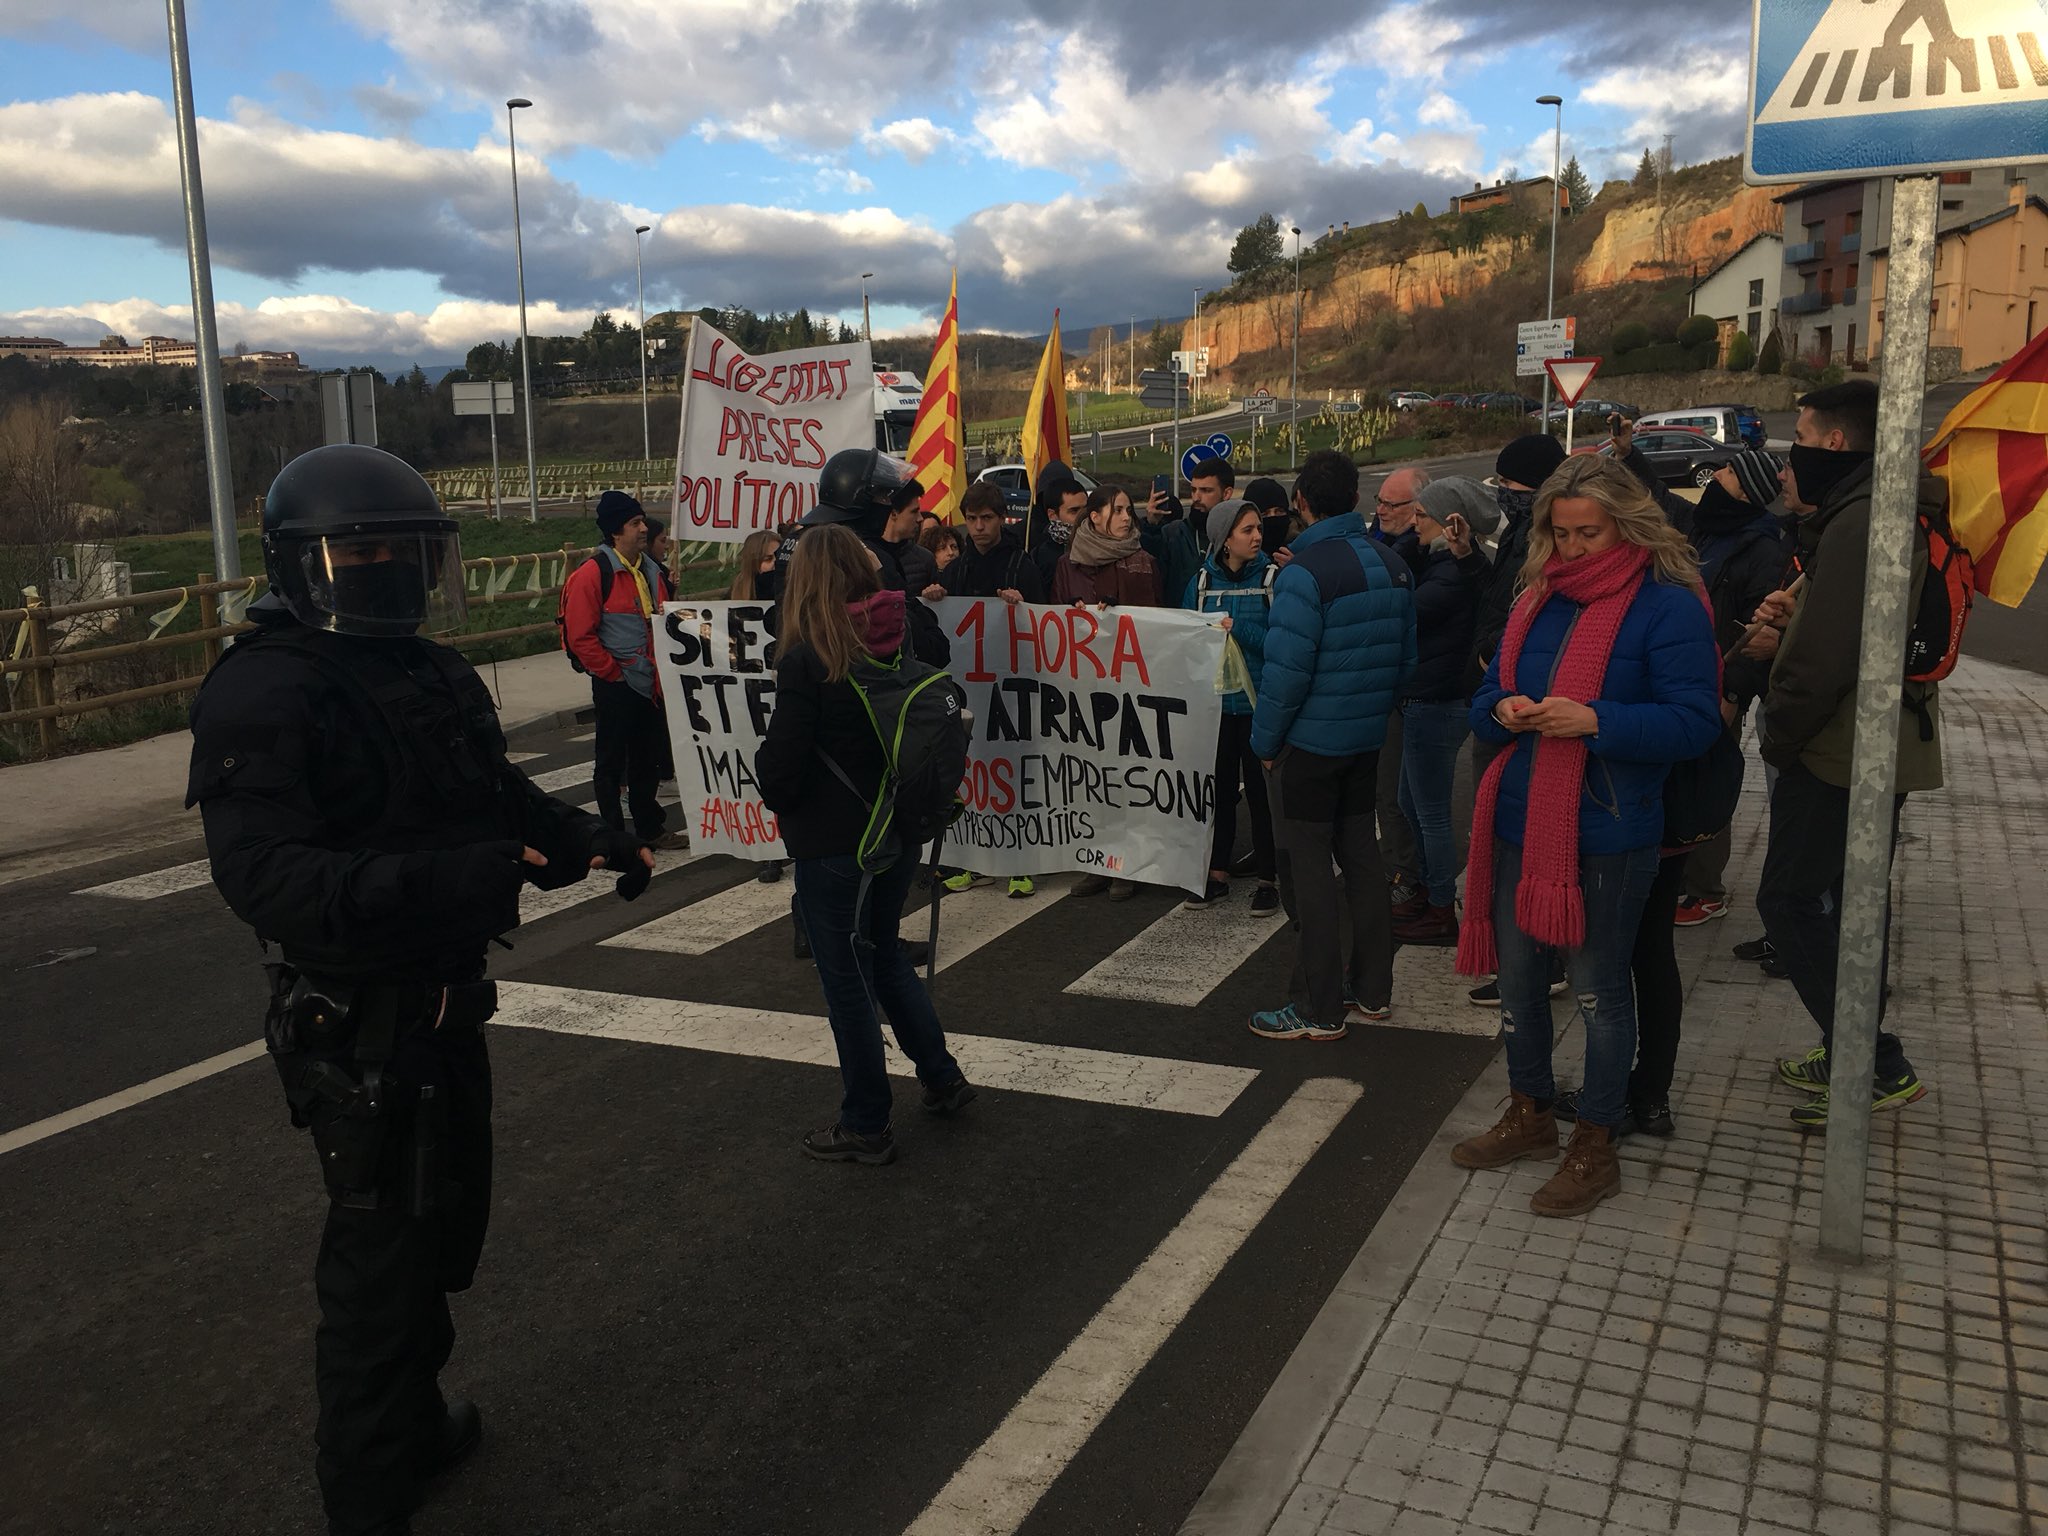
[804,447,915,530]
[261,444,467,638]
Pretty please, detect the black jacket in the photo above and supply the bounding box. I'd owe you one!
[1690,485,1789,711]
[893,537,939,596]
[1474,501,1532,666]
[1616,444,1696,536]
[186,607,606,982]
[755,641,891,860]
[1400,539,1492,701]
[941,529,1045,602]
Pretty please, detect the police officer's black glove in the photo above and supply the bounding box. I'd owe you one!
[590,825,654,901]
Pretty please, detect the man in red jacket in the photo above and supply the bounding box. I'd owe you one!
[563,491,685,848]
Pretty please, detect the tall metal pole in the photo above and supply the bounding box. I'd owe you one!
[164,0,239,584]
[861,272,874,341]
[1290,225,1302,469]
[506,98,540,522]
[1193,287,1203,413]
[634,223,651,462]
[1819,173,1939,1261]
[1537,94,1563,431]
[1130,318,1136,397]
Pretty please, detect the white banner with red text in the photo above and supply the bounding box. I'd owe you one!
[652,598,1225,892]
[670,323,873,543]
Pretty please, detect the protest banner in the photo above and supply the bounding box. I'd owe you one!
[670,323,874,543]
[652,597,1226,891]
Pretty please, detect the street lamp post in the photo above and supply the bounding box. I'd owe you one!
[506,97,540,521]
[860,272,874,341]
[1537,93,1564,433]
[633,223,651,463]
[1290,225,1302,469]
[1193,287,1204,412]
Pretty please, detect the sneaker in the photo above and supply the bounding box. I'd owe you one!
[755,859,785,885]
[1759,951,1791,979]
[1249,1004,1346,1041]
[1073,873,1111,897]
[1731,934,1773,962]
[1006,876,1035,899]
[1250,882,1281,917]
[1548,961,1568,996]
[1672,897,1728,927]
[921,1076,977,1116]
[1184,878,1229,908]
[800,1123,897,1165]
[941,871,986,894]
[1468,978,1500,1007]
[1790,1072,1930,1131]
[1778,1046,1830,1091]
[1344,994,1392,1025]
[1106,879,1138,901]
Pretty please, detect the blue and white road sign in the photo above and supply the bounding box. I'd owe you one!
[1748,0,2048,182]
[1180,434,1235,482]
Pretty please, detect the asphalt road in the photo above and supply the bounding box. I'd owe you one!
[0,726,1499,1536]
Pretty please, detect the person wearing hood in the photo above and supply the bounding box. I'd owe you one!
[1391,477,1493,947]
[1751,380,1937,1131]
[1182,497,1280,915]
[1053,485,1164,609]
[1242,475,1298,558]
[1473,434,1569,671]
[756,524,974,1166]
[1022,460,1088,594]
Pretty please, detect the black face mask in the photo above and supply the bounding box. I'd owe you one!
[1496,485,1535,524]
[1788,443,1872,510]
[330,560,428,627]
[1692,479,1753,531]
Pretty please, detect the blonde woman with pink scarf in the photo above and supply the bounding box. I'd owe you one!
[1451,455,1719,1216]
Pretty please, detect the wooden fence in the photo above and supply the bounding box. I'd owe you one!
[422,460,676,506]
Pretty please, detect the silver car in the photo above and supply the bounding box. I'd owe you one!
[1635,406,1745,447]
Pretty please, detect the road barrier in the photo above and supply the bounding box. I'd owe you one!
[422,459,677,506]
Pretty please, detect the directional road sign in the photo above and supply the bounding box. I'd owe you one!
[451,380,515,416]
[1515,317,1576,378]
[1543,356,1603,405]
[1138,368,1191,411]
[1180,434,1234,482]
[1331,401,1363,414]
[1171,348,1210,379]
[1747,0,2048,182]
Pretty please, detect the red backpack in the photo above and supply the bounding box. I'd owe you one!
[1904,501,1974,684]
[554,556,615,675]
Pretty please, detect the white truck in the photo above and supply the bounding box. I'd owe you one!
[872,367,923,453]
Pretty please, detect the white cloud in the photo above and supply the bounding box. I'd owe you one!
[1582,56,1748,147]
[0,0,163,49]
[862,118,958,163]
[1418,90,1472,130]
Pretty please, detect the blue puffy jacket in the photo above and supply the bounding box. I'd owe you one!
[1250,511,1417,759]
[1470,576,1722,855]
[1182,553,1275,715]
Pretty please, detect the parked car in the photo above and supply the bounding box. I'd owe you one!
[1636,405,1749,447]
[1474,392,1543,415]
[1431,392,1477,409]
[1532,398,1641,427]
[1389,391,1435,410]
[1580,426,1745,487]
[975,462,1099,514]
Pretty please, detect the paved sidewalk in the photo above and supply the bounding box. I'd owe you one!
[0,648,589,885]
[1186,654,2048,1536]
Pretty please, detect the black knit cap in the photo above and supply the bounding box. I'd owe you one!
[1242,476,1289,513]
[1729,449,1784,507]
[1494,434,1568,489]
[595,489,644,538]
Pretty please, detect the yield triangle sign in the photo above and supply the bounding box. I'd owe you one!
[1544,356,1602,405]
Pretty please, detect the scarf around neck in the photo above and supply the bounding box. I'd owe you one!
[1456,541,1652,976]
[848,588,906,659]
[1068,519,1142,567]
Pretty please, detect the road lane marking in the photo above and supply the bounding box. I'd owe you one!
[918,876,1072,972]
[491,981,1258,1116]
[525,762,595,792]
[75,858,214,900]
[903,1078,1363,1536]
[596,875,790,955]
[518,851,692,924]
[505,751,543,763]
[570,730,596,742]
[0,1041,267,1159]
[1063,895,1282,1006]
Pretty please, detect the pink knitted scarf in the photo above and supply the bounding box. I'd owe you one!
[1456,542,1652,976]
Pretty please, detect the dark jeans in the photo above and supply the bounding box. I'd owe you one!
[1629,853,1689,1106]
[1266,746,1393,1027]
[591,678,668,840]
[793,852,961,1135]
[278,1021,493,1535]
[1756,760,1913,1081]
[1495,838,1659,1129]
[1397,697,1470,907]
[1210,712,1275,879]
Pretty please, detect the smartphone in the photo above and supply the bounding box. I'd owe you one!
[1152,473,1171,495]
[1261,514,1291,554]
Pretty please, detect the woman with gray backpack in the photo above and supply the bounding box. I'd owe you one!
[756,525,975,1167]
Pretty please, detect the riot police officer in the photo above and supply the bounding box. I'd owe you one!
[187,445,654,1536]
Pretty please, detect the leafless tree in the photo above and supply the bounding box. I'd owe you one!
[0,398,87,610]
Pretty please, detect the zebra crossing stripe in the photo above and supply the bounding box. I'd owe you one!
[903,1078,1361,1536]
[75,859,214,900]
[1063,896,1281,1007]
[596,874,789,955]
[518,850,692,924]
[489,980,1258,1116]
[526,762,594,793]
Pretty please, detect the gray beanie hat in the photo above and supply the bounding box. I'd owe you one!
[1206,498,1256,557]
[1416,476,1500,536]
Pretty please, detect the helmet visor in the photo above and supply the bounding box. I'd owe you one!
[296,532,467,636]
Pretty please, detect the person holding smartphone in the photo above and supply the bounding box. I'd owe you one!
[1391,478,1493,946]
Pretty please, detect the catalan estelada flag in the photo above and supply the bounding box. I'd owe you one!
[1925,327,2048,608]
[906,271,965,523]
[1019,310,1071,491]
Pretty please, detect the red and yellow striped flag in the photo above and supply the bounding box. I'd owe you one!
[906,270,965,523]
[1925,326,2048,608]
[1019,309,1071,491]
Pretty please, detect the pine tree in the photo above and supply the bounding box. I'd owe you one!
[1559,156,1593,214]
[1227,213,1285,279]
[1634,149,1657,190]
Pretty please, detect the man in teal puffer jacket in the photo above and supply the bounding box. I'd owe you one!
[1247,450,1418,1042]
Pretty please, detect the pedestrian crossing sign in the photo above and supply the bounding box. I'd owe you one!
[1748,0,2048,182]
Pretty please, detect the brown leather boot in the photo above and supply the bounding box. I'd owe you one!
[1394,903,1459,946]
[1450,1092,1559,1169]
[1389,891,1430,923]
[1530,1121,1621,1216]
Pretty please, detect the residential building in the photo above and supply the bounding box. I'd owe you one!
[1689,232,1785,359]
[1774,162,2048,366]
[0,336,64,360]
[1871,183,2048,372]
[1452,175,1569,217]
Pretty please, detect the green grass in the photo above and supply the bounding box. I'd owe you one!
[1080,427,1433,482]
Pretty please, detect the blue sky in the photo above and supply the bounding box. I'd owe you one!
[0,0,1749,369]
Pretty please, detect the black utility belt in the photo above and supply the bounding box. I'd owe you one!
[264,965,497,1057]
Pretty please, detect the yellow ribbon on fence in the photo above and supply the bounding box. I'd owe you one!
[147,589,189,641]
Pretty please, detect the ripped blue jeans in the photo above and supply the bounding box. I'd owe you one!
[1492,839,1661,1130]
